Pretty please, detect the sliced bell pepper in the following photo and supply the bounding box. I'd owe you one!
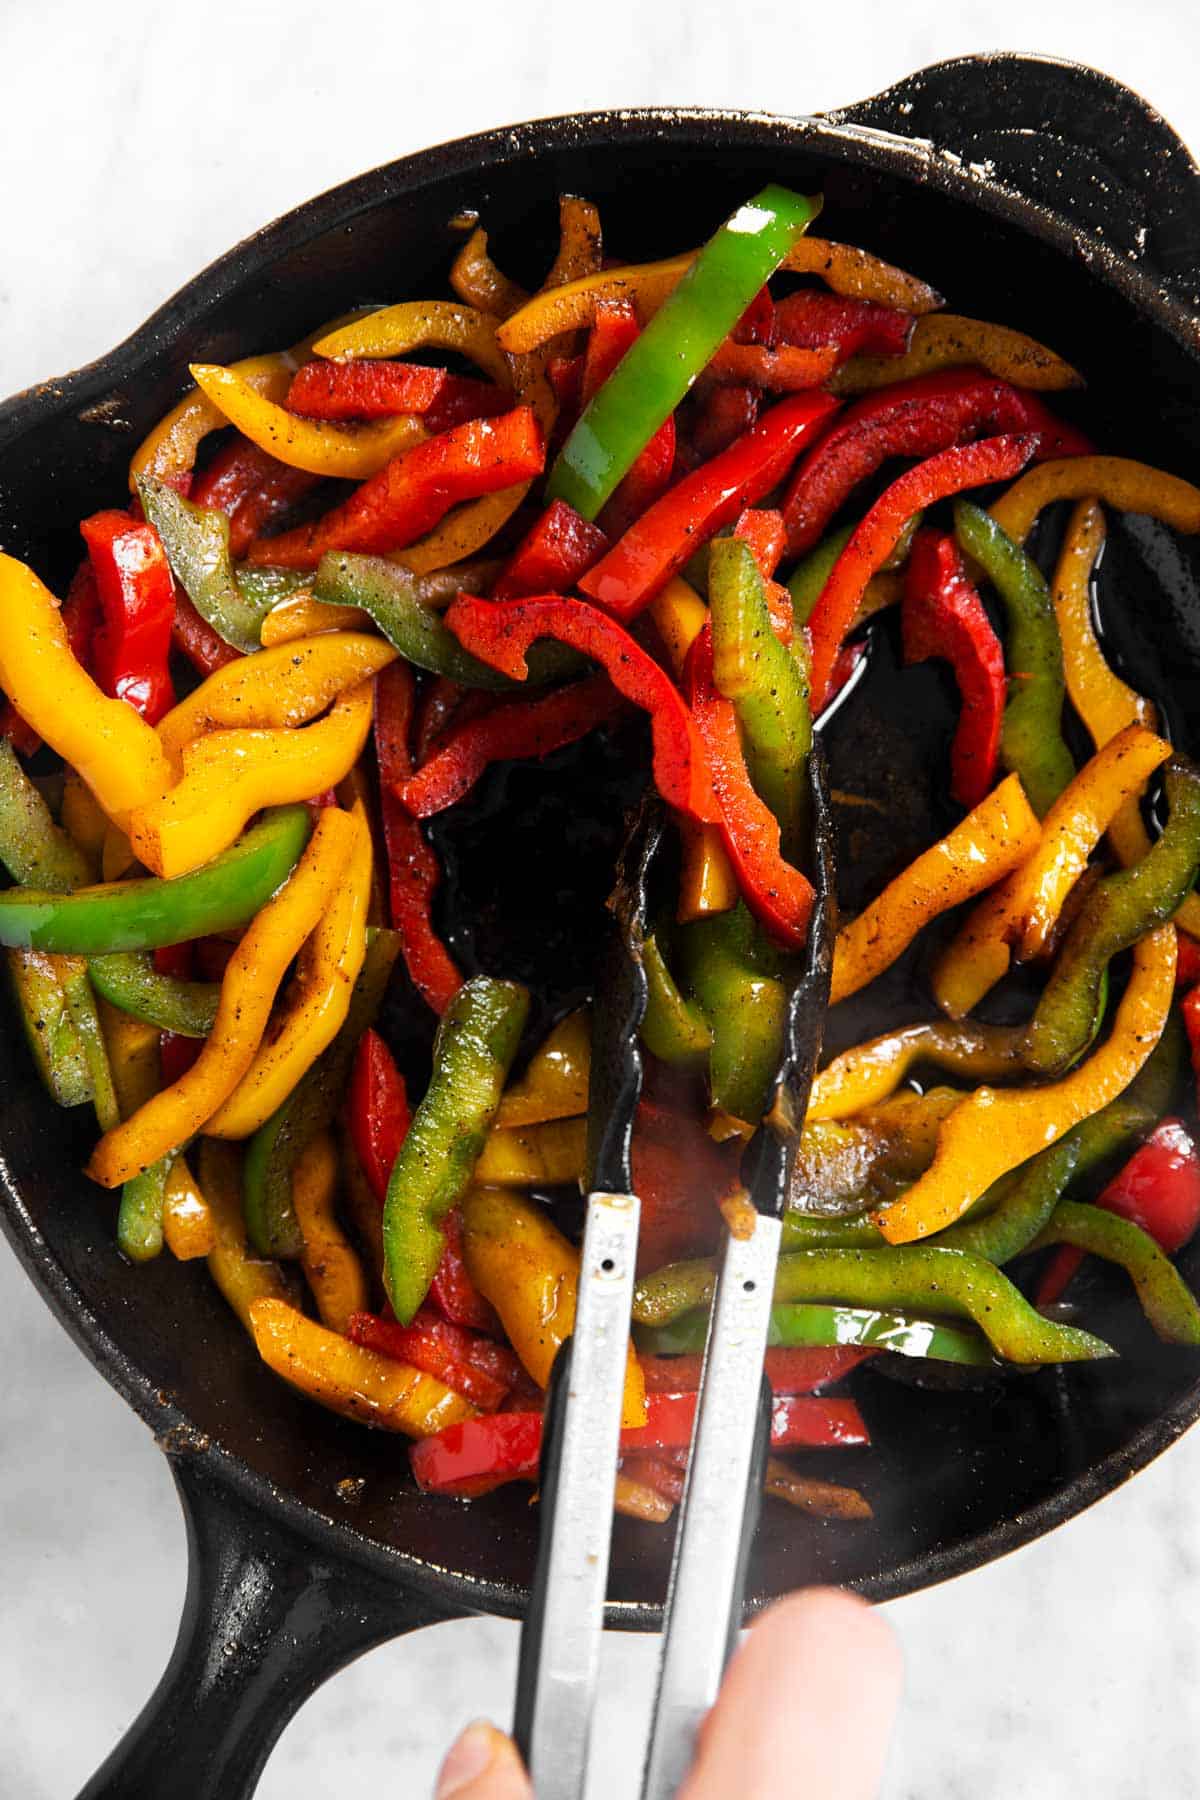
[678,902,787,1123]
[0,741,92,892]
[445,593,719,822]
[243,406,544,570]
[206,805,373,1137]
[347,1027,411,1204]
[639,1299,991,1366]
[782,370,1087,558]
[1024,759,1200,1075]
[932,1135,1081,1266]
[494,1008,590,1128]
[448,227,528,317]
[89,952,219,1036]
[542,194,603,291]
[189,362,428,479]
[0,805,310,955]
[875,924,1176,1243]
[806,434,1038,710]
[1,560,102,756]
[901,529,1005,810]
[86,809,355,1188]
[829,313,1083,396]
[249,1296,476,1437]
[128,680,374,879]
[286,359,504,425]
[172,590,242,675]
[161,1157,216,1262]
[396,673,623,818]
[704,340,838,391]
[290,1130,368,1334]
[373,662,462,1015]
[639,1345,872,1393]
[348,1308,520,1412]
[0,552,172,822]
[640,933,714,1068]
[461,1186,646,1426]
[830,773,1039,1004]
[428,1206,499,1334]
[137,476,296,655]
[472,1117,586,1186]
[934,722,1173,1019]
[492,499,609,599]
[198,1139,294,1331]
[628,1081,739,1271]
[989,455,1200,546]
[7,948,93,1107]
[578,391,839,619]
[685,382,760,464]
[189,435,320,560]
[807,1019,1026,1121]
[130,348,299,491]
[773,290,913,359]
[575,299,677,534]
[1031,1200,1200,1344]
[382,978,529,1324]
[77,509,176,725]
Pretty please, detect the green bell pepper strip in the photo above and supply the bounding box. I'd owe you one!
[0,740,93,890]
[1069,1006,1184,1179]
[1025,758,1200,1076]
[781,1210,884,1251]
[640,931,713,1066]
[88,952,219,1037]
[633,1245,1113,1362]
[678,902,787,1123]
[709,535,811,859]
[7,949,93,1107]
[0,805,311,955]
[117,1156,174,1263]
[934,1136,1081,1264]
[787,525,853,627]
[136,476,307,653]
[547,185,822,520]
[313,553,582,690]
[639,1299,996,1365]
[383,976,530,1324]
[954,500,1074,817]
[1032,1199,1200,1344]
[55,955,120,1130]
[244,927,400,1258]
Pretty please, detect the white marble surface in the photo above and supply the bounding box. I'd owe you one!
[4,3,1200,1794]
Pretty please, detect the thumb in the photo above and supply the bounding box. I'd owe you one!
[434,1721,534,1799]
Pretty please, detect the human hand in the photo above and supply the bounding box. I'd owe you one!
[433,1587,902,1798]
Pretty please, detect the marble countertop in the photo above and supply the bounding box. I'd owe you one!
[3,3,1200,1794]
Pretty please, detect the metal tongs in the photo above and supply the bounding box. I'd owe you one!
[514,750,836,1799]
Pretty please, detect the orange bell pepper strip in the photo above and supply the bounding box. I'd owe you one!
[461,1185,647,1428]
[875,924,1177,1243]
[161,1158,216,1261]
[290,1130,368,1333]
[199,1139,293,1331]
[830,313,1082,395]
[830,773,1040,1005]
[932,724,1173,1019]
[494,1008,590,1128]
[0,553,171,824]
[204,805,372,1137]
[188,363,428,479]
[449,228,529,318]
[157,633,396,765]
[249,1296,476,1437]
[806,1019,1026,1121]
[87,809,356,1187]
[990,456,1200,546]
[128,679,374,878]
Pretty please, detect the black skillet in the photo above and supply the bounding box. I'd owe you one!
[3,52,1200,1799]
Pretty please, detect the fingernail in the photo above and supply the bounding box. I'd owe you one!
[436,1721,500,1796]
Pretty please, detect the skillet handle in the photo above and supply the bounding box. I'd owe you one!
[75,1453,465,1800]
[831,52,1200,302]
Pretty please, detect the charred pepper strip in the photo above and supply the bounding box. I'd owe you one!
[547,185,820,519]
[1024,760,1200,1075]
[829,315,1084,398]
[902,529,1005,810]
[1032,1201,1200,1344]
[640,1299,993,1365]
[89,952,219,1037]
[382,978,529,1324]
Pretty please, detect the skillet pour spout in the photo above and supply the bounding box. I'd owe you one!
[3,53,1200,1800]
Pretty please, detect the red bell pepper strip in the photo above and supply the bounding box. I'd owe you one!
[686,622,815,947]
[619,1453,686,1505]
[640,1347,874,1394]
[347,1027,411,1204]
[773,291,915,360]
[152,943,203,1083]
[705,341,839,391]
[193,938,236,982]
[902,528,1005,810]
[781,370,1092,556]
[78,510,177,723]
[244,406,546,569]
[285,359,507,427]
[492,499,609,599]
[1184,984,1200,1091]
[348,1307,521,1412]
[685,383,760,466]
[732,507,787,583]
[547,354,583,413]
[1,559,101,753]
[374,661,463,1015]
[1176,933,1200,991]
[630,1081,741,1272]
[409,1391,870,1496]
[807,432,1039,710]
[191,435,320,560]
[397,673,625,818]
[733,287,776,346]
[413,678,490,765]
[581,300,677,537]
[1038,1116,1200,1305]
[445,594,720,823]
[579,392,839,619]
[429,1207,500,1335]
[171,590,242,675]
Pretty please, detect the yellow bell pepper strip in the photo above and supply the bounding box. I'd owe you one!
[874,924,1176,1244]
[495,1008,591,1127]
[128,679,374,879]
[130,349,298,491]
[830,773,1040,1005]
[461,1186,646,1427]
[205,806,372,1137]
[188,363,428,479]
[98,1002,160,1120]
[8,949,93,1107]
[1030,1200,1200,1344]
[86,808,355,1188]
[829,313,1083,395]
[806,1020,1027,1121]
[472,1117,588,1186]
[157,633,396,765]
[101,826,136,883]
[249,1296,476,1437]
[990,455,1200,547]
[544,195,604,290]
[198,1140,294,1329]
[932,724,1174,1019]
[0,553,171,823]
[259,594,346,644]
[161,1158,215,1261]
[290,1130,368,1333]
[61,771,108,871]
[449,228,529,318]
[314,299,515,385]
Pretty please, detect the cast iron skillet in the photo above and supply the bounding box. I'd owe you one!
[4,52,1200,1799]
